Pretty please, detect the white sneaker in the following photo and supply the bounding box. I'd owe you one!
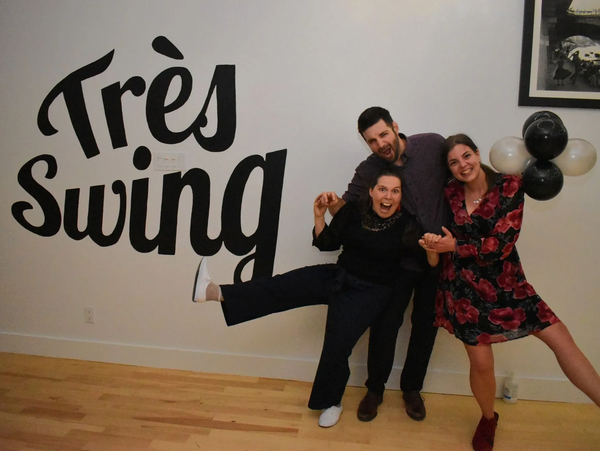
[318,404,343,428]
[192,258,211,302]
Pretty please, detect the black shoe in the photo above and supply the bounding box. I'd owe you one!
[403,390,426,421]
[357,391,383,422]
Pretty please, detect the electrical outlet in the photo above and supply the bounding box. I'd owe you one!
[84,306,95,324]
[154,151,186,171]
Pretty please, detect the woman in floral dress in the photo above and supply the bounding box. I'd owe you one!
[420,134,600,451]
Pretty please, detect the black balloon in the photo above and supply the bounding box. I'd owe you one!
[524,118,568,160]
[523,160,564,201]
[522,110,563,137]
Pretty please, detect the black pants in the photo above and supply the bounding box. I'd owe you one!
[220,264,392,410]
[365,268,439,395]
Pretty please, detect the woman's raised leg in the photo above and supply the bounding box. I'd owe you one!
[192,257,222,302]
[534,321,600,407]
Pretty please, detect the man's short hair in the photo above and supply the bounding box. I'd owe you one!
[357,107,394,135]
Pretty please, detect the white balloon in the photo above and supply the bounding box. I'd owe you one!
[489,136,533,175]
[552,138,597,176]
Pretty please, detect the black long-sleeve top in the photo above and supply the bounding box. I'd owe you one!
[312,202,428,285]
[341,133,450,271]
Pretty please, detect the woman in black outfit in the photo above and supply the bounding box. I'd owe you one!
[193,166,438,428]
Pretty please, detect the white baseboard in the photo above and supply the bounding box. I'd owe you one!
[0,332,590,404]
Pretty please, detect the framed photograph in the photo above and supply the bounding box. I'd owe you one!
[519,0,600,109]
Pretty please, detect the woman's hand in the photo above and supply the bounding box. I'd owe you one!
[314,192,339,218]
[432,227,457,253]
[314,192,338,238]
[419,233,442,267]
[419,233,442,251]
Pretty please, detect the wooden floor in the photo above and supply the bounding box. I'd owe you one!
[1,353,599,451]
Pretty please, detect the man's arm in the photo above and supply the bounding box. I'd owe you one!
[331,158,375,216]
[342,165,369,204]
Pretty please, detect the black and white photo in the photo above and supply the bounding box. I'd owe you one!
[519,0,600,108]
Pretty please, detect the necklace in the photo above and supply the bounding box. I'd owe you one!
[361,209,402,232]
[466,176,487,205]
[466,188,486,204]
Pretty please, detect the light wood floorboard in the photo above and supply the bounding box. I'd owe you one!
[0,352,599,450]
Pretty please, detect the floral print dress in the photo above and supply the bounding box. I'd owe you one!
[436,174,560,346]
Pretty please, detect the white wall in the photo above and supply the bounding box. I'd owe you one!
[1,0,599,403]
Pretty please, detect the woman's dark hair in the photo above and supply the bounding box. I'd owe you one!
[357,106,394,135]
[358,165,402,215]
[442,133,499,191]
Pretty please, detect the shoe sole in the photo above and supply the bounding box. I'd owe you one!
[192,258,205,303]
[318,422,338,428]
[406,412,426,421]
[357,413,377,422]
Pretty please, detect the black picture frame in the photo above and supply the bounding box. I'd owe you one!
[518,0,600,109]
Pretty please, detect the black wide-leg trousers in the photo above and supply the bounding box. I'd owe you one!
[220,264,392,410]
[365,268,439,395]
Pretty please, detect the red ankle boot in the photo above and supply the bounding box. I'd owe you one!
[472,412,499,451]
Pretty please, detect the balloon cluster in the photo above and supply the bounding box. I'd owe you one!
[489,111,597,200]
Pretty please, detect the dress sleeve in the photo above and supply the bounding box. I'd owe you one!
[312,202,351,251]
[455,176,524,264]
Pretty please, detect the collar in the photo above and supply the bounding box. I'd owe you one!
[399,133,410,164]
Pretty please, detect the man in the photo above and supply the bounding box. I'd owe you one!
[329,106,448,421]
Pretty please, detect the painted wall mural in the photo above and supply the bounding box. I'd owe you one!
[11,36,287,282]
